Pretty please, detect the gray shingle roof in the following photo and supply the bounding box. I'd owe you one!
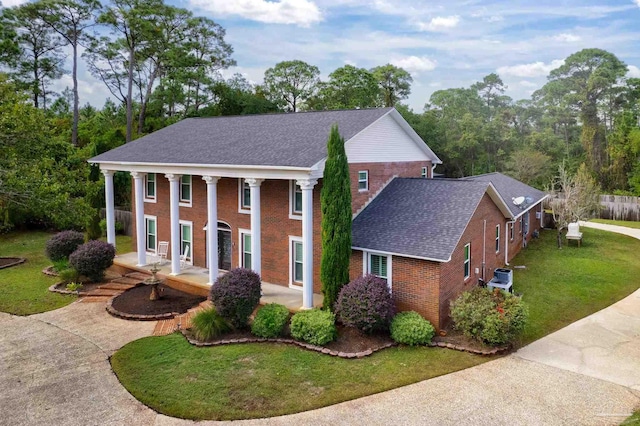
[352,178,492,262]
[464,173,547,217]
[90,108,394,168]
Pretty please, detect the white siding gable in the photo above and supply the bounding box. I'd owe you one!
[345,113,432,163]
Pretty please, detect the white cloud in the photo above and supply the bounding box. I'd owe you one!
[497,59,565,78]
[416,15,460,32]
[189,0,322,27]
[635,0,640,7]
[553,33,581,42]
[391,56,437,74]
[519,80,538,88]
[628,65,640,78]
[1,0,29,6]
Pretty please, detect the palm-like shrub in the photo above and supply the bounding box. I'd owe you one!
[451,287,528,346]
[191,307,230,341]
[210,268,261,329]
[290,309,336,345]
[45,231,85,261]
[390,311,435,346]
[335,274,395,333]
[68,240,115,282]
[251,303,290,338]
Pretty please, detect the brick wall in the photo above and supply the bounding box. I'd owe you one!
[349,161,431,213]
[506,202,544,263]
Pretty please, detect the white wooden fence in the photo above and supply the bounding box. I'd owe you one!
[599,195,640,221]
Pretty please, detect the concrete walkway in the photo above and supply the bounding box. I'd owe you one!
[1,223,639,425]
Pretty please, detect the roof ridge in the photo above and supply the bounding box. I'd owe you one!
[187,107,394,120]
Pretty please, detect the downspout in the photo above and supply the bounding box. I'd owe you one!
[505,220,515,266]
[430,163,436,178]
[482,220,486,281]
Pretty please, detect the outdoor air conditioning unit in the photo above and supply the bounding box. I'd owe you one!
[494,268,513,284]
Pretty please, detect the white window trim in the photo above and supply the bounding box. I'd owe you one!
[238,228,251,269]
[288,236,304,289]
[358,170,369,192]
[238,178,250,214]
[362,250,392,291]
[289,180,302,220]
[464,243,471,280]
[144,214,157,254]
[179,220,193,265]
[144,173,157,203]
[179,175,192,207]
[421,167,427,178]
[495,224,500,253]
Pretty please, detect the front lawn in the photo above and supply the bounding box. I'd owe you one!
[512,227,640,344]
[0,231,132,315]
[590,218,640,229]
[111,334,484,421]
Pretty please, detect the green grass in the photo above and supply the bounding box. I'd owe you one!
[590,218,640,229]
[512,227,640,344]
[111,334,485,421]
[0,231,132,315]
[622,410,640,425]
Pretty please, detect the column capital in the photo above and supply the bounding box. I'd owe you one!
[165,173,182,182]
[202,176,220,184]
[245,178,264,187]
[101,169,115,177]
[130,171,145,179]
[296,178,318,190]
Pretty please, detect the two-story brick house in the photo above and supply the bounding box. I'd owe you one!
[90,107,546,329]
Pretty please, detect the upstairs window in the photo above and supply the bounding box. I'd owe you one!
[240,179,251,210]
[145,173,156,201]
[291,181,302,216]
[495,225,500,253]
[180,175,192,206]
[358,171,368,191]
[464,243,471,279]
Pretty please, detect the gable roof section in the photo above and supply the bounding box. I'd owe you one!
[352,178,495,262]
[90,108,396,168]
[464,172,547,218]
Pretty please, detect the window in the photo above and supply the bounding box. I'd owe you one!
[145,173,156,201]
[292,240,303,283]
[180,221,192,263]
[358,171,368,191]
[421,167,428,178]
[523,212,530,236]
[369,254,388,281]
[510,222,514,241]
[464,243,470,279]
[239,179,251,211]
[145,216,157,252]
[495,225,500,253]
[240,231,251,269]
[179,175,191,206]
[290,181,302,217]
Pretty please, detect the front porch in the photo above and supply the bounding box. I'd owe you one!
[112,252,323,311]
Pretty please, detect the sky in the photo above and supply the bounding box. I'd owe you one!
[15,0,640,111]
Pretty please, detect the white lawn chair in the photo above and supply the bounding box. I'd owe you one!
[180,244,190,269]
[566,222,583,247]
[152,241,169,265]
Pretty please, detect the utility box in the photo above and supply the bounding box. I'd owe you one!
[494,268,513,284]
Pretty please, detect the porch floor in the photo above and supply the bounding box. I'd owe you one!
[113,252,323,312]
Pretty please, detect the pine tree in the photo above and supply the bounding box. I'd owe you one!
[320,125,352,310]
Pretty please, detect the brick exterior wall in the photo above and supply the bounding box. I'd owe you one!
[349,161,431,214]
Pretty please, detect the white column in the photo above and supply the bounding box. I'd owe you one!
[297,178,318,309]
[102,170,116,249]
[203,176,220,284]
[166,173,182,275]
[131,172,146,266]
[246,178,263,274]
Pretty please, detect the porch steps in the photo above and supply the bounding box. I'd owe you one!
[84,288,122,297]
[110,276,144,286]
[79,296,112,303]
[152,300,212,336]
[98,282,138,291]
[125,272,152,281]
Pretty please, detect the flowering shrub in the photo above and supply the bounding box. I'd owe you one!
[290,309,336,345]
[45,231,85,261]
[450,287,528,346]
[210,268,261,329]
[251,303,290,338]
[68,240,115,282]
[390,311,435,346]
[335,274,395,333]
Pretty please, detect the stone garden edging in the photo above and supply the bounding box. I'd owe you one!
[105,295,179,321]
[42,266,58,276]
[0,257,26,269]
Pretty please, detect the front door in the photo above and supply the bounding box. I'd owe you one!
[218,229,232,271]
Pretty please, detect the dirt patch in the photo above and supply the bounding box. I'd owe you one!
[0,257,26,270]
[111,284,206,317]
[434,327,508,353]
[51,281,105,295]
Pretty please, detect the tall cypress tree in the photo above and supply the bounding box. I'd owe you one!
[320,124,352,310]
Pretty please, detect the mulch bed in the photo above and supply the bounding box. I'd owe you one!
[0,257,26,270]
[110,284,206,319]
[432,327,510,355]
[50,281,105,296]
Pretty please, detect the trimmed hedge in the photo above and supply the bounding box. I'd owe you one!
[290,309,336,346]
[45,231,85,261]
[191,307,231,341]
[210,268,262,329]
[451,287,528,346]
[390,311,435,346]
[335,274,395,333]
[68,240,115,282]
[251,303,290,338]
